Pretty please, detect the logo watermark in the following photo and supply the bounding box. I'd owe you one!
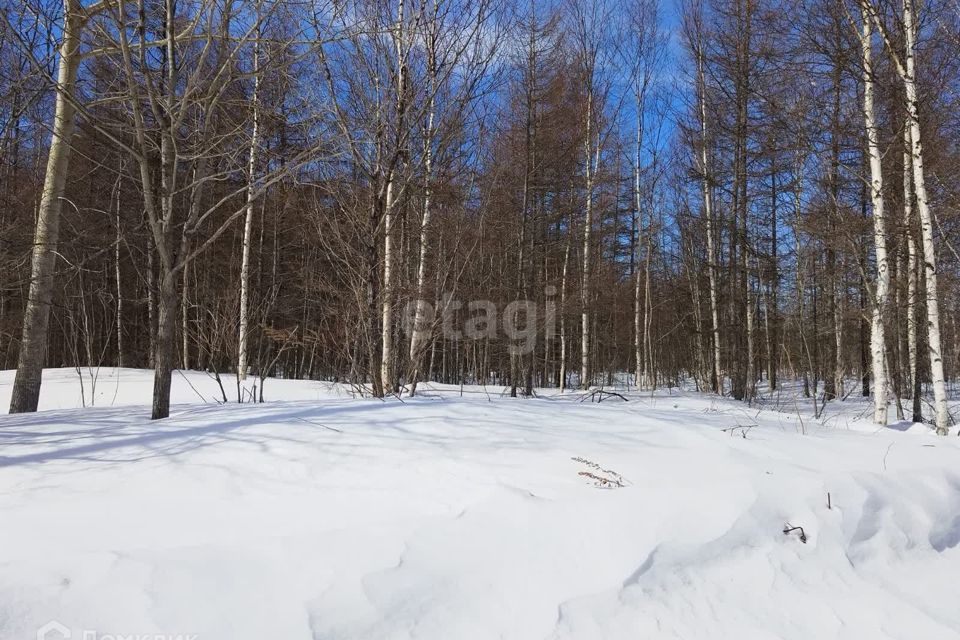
[37,621,197,640]
[37,621,71,640]
[402,288,557,356]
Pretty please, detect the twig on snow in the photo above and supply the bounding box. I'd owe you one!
[783,523,807,543]
[721,424,756,438]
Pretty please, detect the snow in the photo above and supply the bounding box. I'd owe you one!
[1,368,959,640]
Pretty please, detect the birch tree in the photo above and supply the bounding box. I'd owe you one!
[684,0,723,394]
[903,125,921,423]
[238,0,263,385]
[867,0,951,434]
[8,0,91,413]
[857,0,889,425]
[379,0,410,395]
[407,0,440,397]
[568,0,609,390]
[406,0,499,396]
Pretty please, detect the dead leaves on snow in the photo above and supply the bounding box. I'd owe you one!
[572,456,628,488]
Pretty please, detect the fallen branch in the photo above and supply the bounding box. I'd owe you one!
[783,523,807,543]
[721,424,757,438]
[579,389,629,403]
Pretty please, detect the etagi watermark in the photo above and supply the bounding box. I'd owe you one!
[402,288,557,356]
[37,620,197,640]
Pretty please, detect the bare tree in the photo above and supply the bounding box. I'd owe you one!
[237,0,263,384]
[857,0,890,424]
[8,0,90,413]
[866,0,951,433]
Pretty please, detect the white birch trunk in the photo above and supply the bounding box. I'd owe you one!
[238,24,261,383]
[633,118,643,388]
[114,171,125,368]
[834,270,844,398]
[642,225,653,387]
[697,47,722,394]
[9,0,83,413]
[904,127,920,422]
[147,234,156,368]
[901,0,949,433]
[407,50,436,396]
[580,89,594,389]
[381,176,397,393]
[860,4,889,425]
[381,0,406,395]
[745,249,755,401]
[793,146,809,396]
[181,254,189,369]
[560,215,572,392]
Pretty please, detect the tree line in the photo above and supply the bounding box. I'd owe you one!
[0,0,957,430]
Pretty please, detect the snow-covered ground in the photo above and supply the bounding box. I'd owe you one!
[1,368,959,640]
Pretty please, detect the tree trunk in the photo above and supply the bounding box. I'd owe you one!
[114,170,125,368]
[633,101,644,388]
[9,1,82,413]
[152,273,178,419]
[824,45,842,402]
[368,201,384,398]
[738,0,754,402]
[407,63,436,396]
[860,3,889,425]
[238,22,261,383]
[147,233,156,368]
[559,208,572,392]
[181,249,189,369]
[901,0,949,434]
[767,164,778,391]
[580,88,594,390]
[834,258,845,398]
[793,145,810,398]
[903,128,921,423]
[381,0,407,396]
[642,225,654,388]
[381,177,397,394]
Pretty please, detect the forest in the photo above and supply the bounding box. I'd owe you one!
[0,0,957,430]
